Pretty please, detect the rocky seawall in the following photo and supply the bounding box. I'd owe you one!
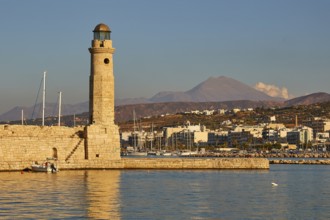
[186,152,330,159]
[270,159,330,165]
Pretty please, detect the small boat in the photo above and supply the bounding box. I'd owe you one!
[147,151,160,156]
[31,160,58,173]
[161,152,172,156]
[128,151,148,156]
[179,150,198,157]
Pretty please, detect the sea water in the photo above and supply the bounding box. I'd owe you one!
[0,165,329,219]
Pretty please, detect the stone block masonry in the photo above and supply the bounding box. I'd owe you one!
[0,123,269,171]
[120,158,269,169]
[46,158,269,170]
[0,124,121,171]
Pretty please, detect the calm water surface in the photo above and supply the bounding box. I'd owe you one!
[0,165,329,219]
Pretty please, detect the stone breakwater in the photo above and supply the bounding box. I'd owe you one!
[270,159,330,165]
[0,125,269,171]
[0,158,269,171]
[187,152,330,159]
[120,158,269,169]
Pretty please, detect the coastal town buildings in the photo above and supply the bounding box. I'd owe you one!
[281,126,313,147]
[120,112,330,151]
[303,117,330,138]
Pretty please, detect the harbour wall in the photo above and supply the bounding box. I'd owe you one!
[119,158,269,169]
[0,158,269,171]
[270,159,330,165]
[0,124,269,171]
[0,124,120,171]
[0,124,85,171]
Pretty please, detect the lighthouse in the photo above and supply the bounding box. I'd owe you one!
[89,23,115,126]
[86,23,120,160]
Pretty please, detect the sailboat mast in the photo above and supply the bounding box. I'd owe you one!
[21,109,24,125]
[133,109,136,149]
[58,91,62,126]
[42,71,46,126]
[151,123,153,150]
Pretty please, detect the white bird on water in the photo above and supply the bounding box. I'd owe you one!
[272,182,278,186]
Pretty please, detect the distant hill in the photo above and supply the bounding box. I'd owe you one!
[114,100,282,122]
[2,76,330,122]
[149,76,283,103]
[0,102,88,122]
[115,97,150,106]
[284,92,330,106]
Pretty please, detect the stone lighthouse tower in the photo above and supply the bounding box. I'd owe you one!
[86,23,120,160]
[89,23,115,125]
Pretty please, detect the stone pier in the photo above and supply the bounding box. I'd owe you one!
[0,158,269,171]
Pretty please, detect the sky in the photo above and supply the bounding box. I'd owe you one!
[0,0,330,114]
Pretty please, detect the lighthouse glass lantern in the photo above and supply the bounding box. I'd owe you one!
[93,24,111,40]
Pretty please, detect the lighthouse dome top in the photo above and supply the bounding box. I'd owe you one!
[93,23,111,40]
[93,23,111,32]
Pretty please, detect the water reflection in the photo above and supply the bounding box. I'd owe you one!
[85,170,121,219]
[0,170,121,219]
[1,167,330,219]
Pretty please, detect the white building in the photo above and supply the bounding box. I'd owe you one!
[287,126,313,146]
[233,125,263,138]
[232,108,241,113]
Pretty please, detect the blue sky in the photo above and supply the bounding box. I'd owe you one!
[0,0,330,114]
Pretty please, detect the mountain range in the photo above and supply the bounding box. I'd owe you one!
[1,76,330,122]
[115,76,282,105]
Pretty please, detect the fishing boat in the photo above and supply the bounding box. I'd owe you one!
[31,159,58,173]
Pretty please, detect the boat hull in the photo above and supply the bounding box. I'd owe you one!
[31,165,52,172]
[128,152,148,156]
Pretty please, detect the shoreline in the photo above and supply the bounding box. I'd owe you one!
[269,159,330,165]
[176,151,330,159]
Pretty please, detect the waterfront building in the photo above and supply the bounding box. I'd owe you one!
[262,128,278,143]
[164,127,185,147]
[303,117,330,139]
[192,131,208,146]
[163,122,205,147]
[208,131,228,146]
[228,130,253,147]
[287,126,313,147]
[315,132,329,143]
[232,125,263,138]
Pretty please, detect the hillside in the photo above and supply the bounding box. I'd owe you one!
[1,73,330,122]
[284,92,330,106]
[114,100,281,122]
[0,102,88,122]
[149,76,282,103]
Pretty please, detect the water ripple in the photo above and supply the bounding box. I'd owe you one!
[0,166,330,219]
